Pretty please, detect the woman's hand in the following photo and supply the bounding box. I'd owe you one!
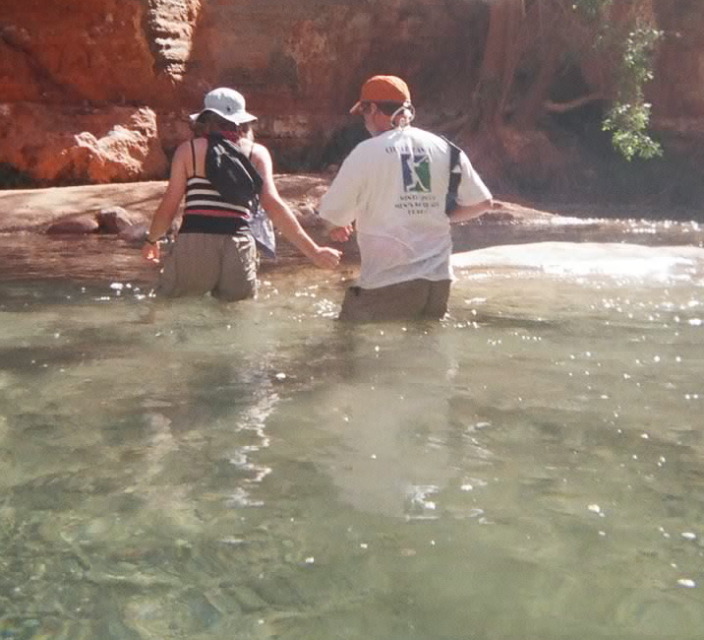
[309,246,342,270]
[141,241,161,264]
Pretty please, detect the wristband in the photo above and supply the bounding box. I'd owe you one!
[144,234,158,246]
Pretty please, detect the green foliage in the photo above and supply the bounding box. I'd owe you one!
[602,102,661,160]
[571,0,612,21]
[622,23,661,86]
[604,21,663,161]
[572,1,663,161]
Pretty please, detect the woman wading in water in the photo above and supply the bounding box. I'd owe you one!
[142,87,341,300]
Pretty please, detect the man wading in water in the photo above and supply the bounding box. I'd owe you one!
[318,75,494,322]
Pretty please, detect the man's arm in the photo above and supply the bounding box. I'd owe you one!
[448,149,495,224]
[448,198,498,224]
[318,150,363,241]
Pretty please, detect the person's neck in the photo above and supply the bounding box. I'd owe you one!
[371,122,395,136]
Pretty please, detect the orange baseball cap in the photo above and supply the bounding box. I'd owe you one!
[350,75,412,114]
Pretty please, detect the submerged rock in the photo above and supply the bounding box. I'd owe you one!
[97,206,136,234]
[46,214,100,235]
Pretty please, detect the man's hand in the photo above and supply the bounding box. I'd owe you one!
[310,246,342,270]
[328,225,354,243]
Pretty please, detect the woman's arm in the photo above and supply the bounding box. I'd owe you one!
[252,144,341,270]
[142,142,190,263]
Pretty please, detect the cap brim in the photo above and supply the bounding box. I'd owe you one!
[236,113,258,124]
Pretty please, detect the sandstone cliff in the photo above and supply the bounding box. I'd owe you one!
[0,0,702,201]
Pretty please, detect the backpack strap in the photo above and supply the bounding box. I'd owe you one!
[442,136,461,215]
[189,139,198,178]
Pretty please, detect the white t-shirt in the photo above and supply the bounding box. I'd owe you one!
[319,126,492,289]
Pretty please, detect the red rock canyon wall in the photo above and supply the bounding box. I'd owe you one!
[0,0,702,185]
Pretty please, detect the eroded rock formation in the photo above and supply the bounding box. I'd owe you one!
[0,0,703,192]
[0,104,168,183]
[0,0,196,183]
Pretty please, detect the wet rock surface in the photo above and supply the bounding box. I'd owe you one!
[0,177,559,236]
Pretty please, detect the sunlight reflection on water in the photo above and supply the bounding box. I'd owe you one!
[0,223,703,640]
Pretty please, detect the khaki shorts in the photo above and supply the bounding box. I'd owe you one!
[338,278,451,323]
[158,232,257,301]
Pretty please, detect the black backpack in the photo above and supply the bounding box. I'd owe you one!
[443,136,462,215]
[205,133,263,209]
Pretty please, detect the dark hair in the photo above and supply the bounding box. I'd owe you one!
[196,111,252,135]
[362,101,406,116]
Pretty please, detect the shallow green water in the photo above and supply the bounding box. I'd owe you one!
[1,226,703,640]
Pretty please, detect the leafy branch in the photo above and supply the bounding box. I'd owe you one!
[572,0,663,160]
[603,22,663,160]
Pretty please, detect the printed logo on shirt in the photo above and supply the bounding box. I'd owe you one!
[401,153,431,193]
